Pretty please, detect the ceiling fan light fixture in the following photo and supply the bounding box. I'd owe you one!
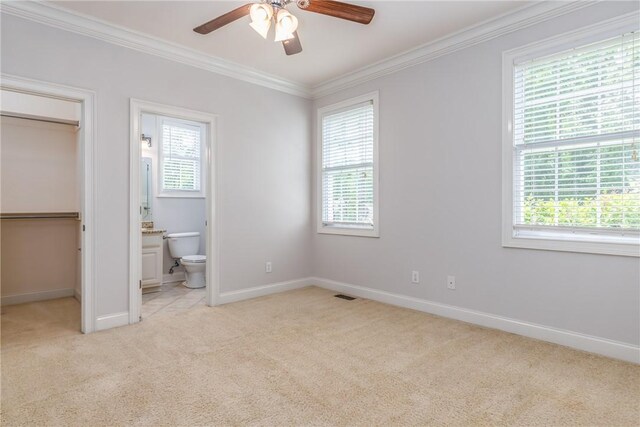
[277,9,298,33]
[194,0,375,56]
[274,9,298,42]
[274,26,294,42]
[249,3,273,23]
[250,20,271,39]
[249,3,273,39]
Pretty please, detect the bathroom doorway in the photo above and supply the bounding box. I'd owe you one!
[0,75,96,334]
[129,100,218,323]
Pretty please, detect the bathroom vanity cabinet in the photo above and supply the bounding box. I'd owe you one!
[141,232,163,291]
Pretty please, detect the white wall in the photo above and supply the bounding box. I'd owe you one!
[0,117,78,213]
[0,14,312,317]
[1,219,79,300]
[1,117,80,300]
[312,1,640,346]
[140,113,206,276]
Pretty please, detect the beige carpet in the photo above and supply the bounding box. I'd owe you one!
[1,287,638,426]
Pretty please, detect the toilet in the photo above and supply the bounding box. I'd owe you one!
[166,232,206,289]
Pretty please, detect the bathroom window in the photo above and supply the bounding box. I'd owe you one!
[159,119,205,198]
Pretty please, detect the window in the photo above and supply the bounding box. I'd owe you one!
[159,118,205,197]
[503,23,639,256]
[318,92,379,237]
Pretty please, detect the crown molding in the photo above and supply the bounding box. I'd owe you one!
[310,1,599,98]
[1,1,604,100]
[0,0,313,98]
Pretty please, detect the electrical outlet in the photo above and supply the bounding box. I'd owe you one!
[411,271,420,284]
[265,262,272,273]
[447,275,456,290]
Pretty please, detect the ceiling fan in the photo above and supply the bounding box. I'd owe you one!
[193,0,375,56]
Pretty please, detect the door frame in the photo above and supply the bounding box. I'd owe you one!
[1,74,97,333]
[129,99,219,323]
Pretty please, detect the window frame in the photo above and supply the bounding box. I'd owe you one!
[502,15,640,257]
[157,116,206,199]
[317,91,380,237]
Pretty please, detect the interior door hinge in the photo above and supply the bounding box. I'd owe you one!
[82,225,86,232]
[139,280,142,289]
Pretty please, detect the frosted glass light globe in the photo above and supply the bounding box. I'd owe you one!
[250,3,273,23]
[277,10,298,33]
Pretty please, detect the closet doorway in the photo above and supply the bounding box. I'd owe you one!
[0,75,96,335]
[129,99,218,324]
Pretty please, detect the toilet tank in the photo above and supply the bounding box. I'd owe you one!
[166,232,200,259]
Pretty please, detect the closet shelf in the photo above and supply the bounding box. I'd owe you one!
[0,212,79,220]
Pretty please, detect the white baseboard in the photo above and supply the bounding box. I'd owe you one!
[218,277,314,305]
[84,275,640,364]
[1,288,75,306]
[310,277,640,364]
[95,311,129,331]
[163,272,185,284]
[74,289,81,302]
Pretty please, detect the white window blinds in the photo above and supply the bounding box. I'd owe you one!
[321,100,375,229]
[161,121,202,193]
[513,31,639,237]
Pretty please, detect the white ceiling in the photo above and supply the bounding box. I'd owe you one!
[51,1,531,86]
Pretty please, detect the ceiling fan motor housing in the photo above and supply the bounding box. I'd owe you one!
[267,0,290,9]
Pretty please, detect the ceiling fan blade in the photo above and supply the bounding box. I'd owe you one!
[299,0,374,25]
[283,32,303,56]
[193,3,252,34]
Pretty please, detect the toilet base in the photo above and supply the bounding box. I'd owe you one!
[182,268,206,288]
[182,281,205,289]
[180,258,206,289]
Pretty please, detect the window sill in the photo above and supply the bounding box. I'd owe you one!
[318,225,379,238]
[157,192,205,199]
[502,233,639,257]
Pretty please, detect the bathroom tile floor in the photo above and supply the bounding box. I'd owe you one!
[141,282,206,319]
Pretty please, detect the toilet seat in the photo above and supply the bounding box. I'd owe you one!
[182,255,206,263]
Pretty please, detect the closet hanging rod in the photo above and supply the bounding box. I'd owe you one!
[0,113,79,127]
[0,212,80,220]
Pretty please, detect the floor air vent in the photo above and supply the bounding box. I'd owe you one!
[334,294,356,301]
